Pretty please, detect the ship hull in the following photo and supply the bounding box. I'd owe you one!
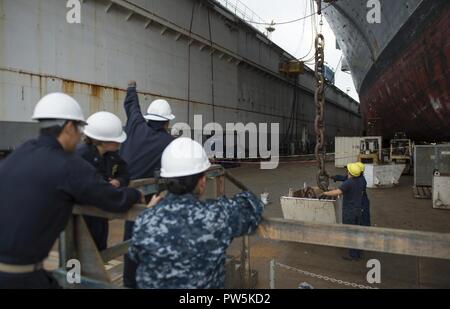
[360,0,449,141]
[325,0,450,141]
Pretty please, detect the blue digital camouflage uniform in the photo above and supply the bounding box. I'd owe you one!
[129,191,264,289]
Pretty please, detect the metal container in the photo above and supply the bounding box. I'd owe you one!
[334,137,361,168]
[281,195,343,224]
[335,136,382,167]
[432,173,450,210]
[364,164,405,188]
[414,144,450,186]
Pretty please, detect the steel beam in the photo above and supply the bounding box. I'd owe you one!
[258,217,450,260]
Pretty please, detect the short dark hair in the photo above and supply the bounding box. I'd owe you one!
[40,125,65,138]
[39,120,82,138]
[166,172,205,195]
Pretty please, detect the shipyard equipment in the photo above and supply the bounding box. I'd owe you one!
[358,137,381,164]
[390,132,413,174]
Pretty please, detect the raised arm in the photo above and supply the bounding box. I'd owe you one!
[124,81,145,130]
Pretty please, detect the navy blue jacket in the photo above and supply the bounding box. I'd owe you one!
[334,175,370,208]
[77,144,130,187]
[0,135,141,265]
[119,87,173,180]
[339,176,366,211]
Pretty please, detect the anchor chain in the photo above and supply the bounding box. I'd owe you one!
[314,32,329,191]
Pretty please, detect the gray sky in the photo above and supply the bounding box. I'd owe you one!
[236,0,360,102]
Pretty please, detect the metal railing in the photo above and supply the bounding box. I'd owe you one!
[215,0,268,33]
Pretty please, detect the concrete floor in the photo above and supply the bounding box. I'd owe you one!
[220,161,450,289]
[101,161,450,289]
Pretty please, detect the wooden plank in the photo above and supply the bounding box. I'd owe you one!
[214,175,225,197]
[257,217,450,260]
[100,240,131,263]
[59,216,76,267]
[240,236,252,288]
[53,268,122,289]
[74,216,111,283]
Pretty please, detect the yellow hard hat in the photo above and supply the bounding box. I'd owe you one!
[347,163,362,177]
[356,162,365,173]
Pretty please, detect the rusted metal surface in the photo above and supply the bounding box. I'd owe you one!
[360,2,450,140]
[314,33,330,191]
[325,0,449,141]
[257,217,450,260]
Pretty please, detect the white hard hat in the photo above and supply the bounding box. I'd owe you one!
[84,112,127,143]
[170,127,180,137]
[144,99,175,122]
[32,93,86,123]
[160,138,211,178]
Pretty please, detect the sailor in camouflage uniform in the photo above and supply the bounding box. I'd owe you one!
[129,138,264,289]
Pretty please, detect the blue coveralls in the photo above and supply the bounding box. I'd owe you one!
[334,175,371,226]
[130,191,264,289]
[119,86,173,288]
[77,144,131,251]
[0,135,141,288]
[338,176,366,259]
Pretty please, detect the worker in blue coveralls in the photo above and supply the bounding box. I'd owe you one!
[321,163,366,261]
[0,93,152,289]
[331,162,371,227]
[120,81,174,288]
[77,112,130,251]
[130,138,264,289]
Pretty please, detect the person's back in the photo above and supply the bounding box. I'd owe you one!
[131,191,263,289]
[76,112,131,251]
[0,93,142,289]
[119,82,175,288]
[129,138,264,289]
[119,83,173,179]
[0,136,76,264]
[340,176,365,213]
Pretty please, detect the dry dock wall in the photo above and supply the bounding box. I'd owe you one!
[0,0,361,152]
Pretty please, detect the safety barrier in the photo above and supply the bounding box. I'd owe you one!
[54,165,450,289]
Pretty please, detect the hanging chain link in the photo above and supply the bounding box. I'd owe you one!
[314,32,329,191]
[276,262,378,289]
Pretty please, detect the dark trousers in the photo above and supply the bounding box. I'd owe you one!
[83,216,109,251]
[362,196,371,227]
[343,207,363,258]
[123,220,137,288]
[0,270,61,289]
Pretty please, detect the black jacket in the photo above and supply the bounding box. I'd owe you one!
[119,87,173,180]
[77,144,130,187]
[0,135,141,265]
